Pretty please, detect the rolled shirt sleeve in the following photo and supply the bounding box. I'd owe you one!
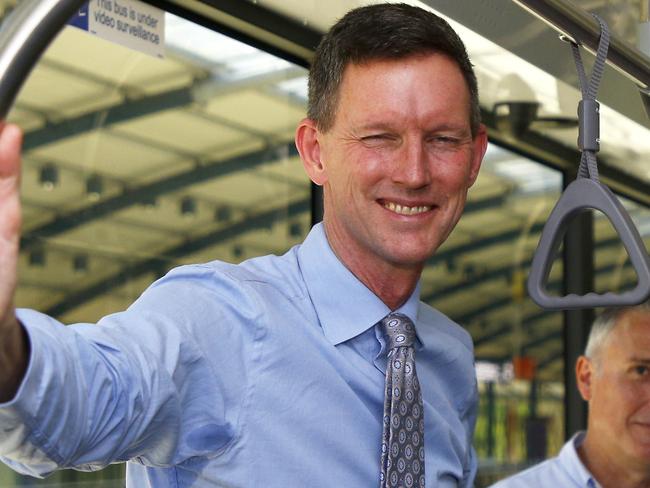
[0,264,257,477]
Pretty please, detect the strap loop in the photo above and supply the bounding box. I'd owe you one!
[570,14,609,181]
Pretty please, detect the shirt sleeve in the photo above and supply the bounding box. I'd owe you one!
[0,263,261,477]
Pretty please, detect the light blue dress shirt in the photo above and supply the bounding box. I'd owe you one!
[490,432,600,488]
[0,223,478,487]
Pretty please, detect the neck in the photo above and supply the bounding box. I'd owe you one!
[324,226,422,310]
[361,263,420,310]
[579,434,650,488]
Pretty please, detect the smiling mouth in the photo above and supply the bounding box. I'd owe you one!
[382,201,432,216]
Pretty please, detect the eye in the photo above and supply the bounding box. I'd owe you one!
[429,135,460,145]
[359,133,397,147]
[361,134,391,141]
[633,365,649,376]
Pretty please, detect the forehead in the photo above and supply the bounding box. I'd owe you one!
[335,54,471,125]
[339,53,466,91]
[606,311,650,357]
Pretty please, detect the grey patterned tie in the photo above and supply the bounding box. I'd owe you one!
[379,313,425,488]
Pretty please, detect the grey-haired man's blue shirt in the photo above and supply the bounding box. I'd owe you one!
[490,433,601,488]
[0,223,478,487]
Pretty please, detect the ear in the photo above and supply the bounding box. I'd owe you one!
[295,118,327,186]
[576,355,594,401]
[468,124,488,187]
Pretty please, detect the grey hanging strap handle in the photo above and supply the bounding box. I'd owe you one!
[571,15,609,181]
[528,15,650,310]
[0,0,85,120]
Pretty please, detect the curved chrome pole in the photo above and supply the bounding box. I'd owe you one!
[0,0,86,119]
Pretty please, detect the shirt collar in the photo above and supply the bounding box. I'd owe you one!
[298,223,422,345]
[560,432,600,488]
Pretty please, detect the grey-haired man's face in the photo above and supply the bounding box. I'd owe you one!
[579,310,650,470]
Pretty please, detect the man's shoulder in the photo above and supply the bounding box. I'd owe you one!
[124,247,308,331]
[159,245,305,298]
[489,456,573,488]
[418,302,473,352]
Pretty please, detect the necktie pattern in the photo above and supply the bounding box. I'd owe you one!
[379,313,425,488]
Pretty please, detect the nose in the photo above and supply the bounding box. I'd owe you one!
[391,137,432,189]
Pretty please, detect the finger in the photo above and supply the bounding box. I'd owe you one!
[0,123,23,180]
[0,123,23,240]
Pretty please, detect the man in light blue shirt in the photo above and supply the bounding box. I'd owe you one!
[0,3,488,487]
[491,303,650,488]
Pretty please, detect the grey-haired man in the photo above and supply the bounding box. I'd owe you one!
[492,303,650,488]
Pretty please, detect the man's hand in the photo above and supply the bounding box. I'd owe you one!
[0,123,28,402]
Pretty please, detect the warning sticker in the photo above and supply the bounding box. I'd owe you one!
[69,0,165,58]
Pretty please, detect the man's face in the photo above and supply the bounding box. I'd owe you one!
[313,54,486,272]
[579,311,650,470]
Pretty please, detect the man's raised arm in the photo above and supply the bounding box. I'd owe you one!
[0,123,29,402]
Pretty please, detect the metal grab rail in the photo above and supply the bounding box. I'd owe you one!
[512,0,650,89]
[0,0,85,119]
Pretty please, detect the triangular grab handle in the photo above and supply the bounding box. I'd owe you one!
[527,178,650,310]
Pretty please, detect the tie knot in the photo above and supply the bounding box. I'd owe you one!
[380,313,416,350]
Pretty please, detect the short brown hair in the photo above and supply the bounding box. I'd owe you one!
[308,3,480,135]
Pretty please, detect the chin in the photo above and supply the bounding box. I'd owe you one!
[628,436,650,462]
[632,448,650,466]
[385,249,435,268]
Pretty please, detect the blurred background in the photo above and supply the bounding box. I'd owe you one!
[0,0,649,486]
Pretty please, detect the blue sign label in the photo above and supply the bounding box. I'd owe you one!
[68,4,89,31]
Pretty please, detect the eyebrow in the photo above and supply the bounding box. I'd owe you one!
[628,357,650,364]
[356,122,470,134]
[356,122,396,132]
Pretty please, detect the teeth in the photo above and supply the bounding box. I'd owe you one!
[384,202,431,216]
